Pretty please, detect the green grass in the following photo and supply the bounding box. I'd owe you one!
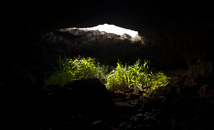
[45,56,108,87]
[105,60,168,95]
[45,56,167,96]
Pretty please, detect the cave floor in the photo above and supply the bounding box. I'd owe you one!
[36,72,213,130]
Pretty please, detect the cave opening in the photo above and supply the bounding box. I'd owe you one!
[82,23,139,38]
[3,1,214,130]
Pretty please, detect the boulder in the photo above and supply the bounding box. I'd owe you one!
[39,78,116,129]
[43,78,115,115]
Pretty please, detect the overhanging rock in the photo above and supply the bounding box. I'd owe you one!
[33,24,185,70]
[57,24,144,44]
[35,24,145,65]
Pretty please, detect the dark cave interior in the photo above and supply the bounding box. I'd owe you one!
[2,1,214,130]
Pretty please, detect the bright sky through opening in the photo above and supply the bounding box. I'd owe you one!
[84,23,139,38]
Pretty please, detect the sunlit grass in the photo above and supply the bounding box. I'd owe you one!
[106,60,168,95]
[45,56,108,87]
[45,56,168,96]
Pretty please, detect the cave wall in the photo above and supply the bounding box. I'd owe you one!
[2,2,213,129]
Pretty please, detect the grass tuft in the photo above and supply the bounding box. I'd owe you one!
[45,56,168,96]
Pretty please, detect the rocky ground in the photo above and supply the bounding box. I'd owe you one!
[3,66,213,130]
[36,71,213,130]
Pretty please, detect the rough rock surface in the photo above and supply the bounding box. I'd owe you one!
[32,25,186,73]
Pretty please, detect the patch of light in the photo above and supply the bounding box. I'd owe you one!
[84,23,139,38]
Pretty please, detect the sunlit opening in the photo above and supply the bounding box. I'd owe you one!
[83,23,139,39]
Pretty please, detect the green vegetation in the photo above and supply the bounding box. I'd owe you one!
[45,56,108,87]
[45,56,167,95]
[106,60,167,96]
